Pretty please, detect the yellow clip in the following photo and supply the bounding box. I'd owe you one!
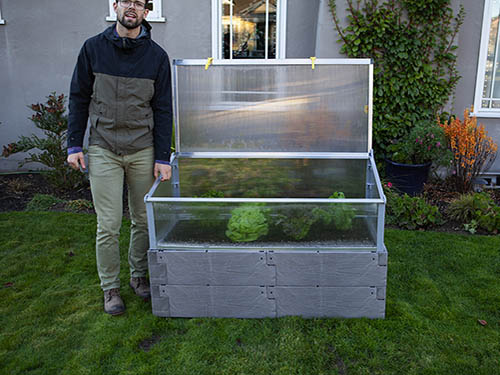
[310,57,316,70]
[205,57,214,70]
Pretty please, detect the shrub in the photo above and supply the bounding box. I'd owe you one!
[196,190,224,198]
[26,194,64,211]
[387,120,452,166]
[439,108,498,193]
[329,0,465,159]
[385,184,442,230]
[2,93,87,191]
[448,192,500,234]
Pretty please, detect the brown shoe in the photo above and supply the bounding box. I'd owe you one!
[130,277,151,300]
[103,288,125,315]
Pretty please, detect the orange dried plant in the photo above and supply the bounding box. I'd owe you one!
[439,107,498,193]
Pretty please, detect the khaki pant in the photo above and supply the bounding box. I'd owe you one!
[88,145,154,291]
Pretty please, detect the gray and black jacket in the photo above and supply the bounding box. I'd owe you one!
[67,22,172,162]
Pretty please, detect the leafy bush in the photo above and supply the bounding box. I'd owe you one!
[439,108,498,193]
[329,0,465,159]
[226,204,270,242]
[448,192,500,234]
[26,194,64,211]
[388,120,452,166]
[386,188,442,230]
[2,93,87,190]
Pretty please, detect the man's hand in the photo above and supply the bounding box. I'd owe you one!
[67,152,86,171]
[154,162,172,182]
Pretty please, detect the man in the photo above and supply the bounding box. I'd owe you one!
[67,0,172,315]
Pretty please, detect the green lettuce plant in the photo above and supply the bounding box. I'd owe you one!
[226,204,270,242]
[274,207,317,240]
[313,192,356,231]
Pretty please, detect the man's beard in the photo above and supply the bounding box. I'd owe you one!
[117,11,142,30]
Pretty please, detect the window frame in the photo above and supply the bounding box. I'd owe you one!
[211,0,287,59]
[474,0,500,117]
[106,0,166,23]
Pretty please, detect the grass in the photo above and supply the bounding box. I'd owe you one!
[0,211,499,375]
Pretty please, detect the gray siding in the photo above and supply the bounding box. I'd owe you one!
[1,0,499,174]
[315,0,344,58]
[454,1,500,173]
[285,0,320,58]
[315,0,500,174]
[0,0,211,172]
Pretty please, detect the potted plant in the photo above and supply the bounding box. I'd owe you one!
[385,120,452,195]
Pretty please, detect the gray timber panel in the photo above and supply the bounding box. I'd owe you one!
[151,284,170,317]
[275,287,385,318]
[149,250,276,286]
[159,285,276,318]
[148,251,167,285]
[273,252,387,286]
[148,249,388,319]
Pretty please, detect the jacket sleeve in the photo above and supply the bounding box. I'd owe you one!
[151,53,173,162]
[67,41,94,149]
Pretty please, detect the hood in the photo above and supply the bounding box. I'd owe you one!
[104,20,152,50]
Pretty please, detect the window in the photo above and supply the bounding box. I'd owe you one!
[0,6,5,25]
[211,0,287,59]
[474,0,500,117]
[107,0,165,23]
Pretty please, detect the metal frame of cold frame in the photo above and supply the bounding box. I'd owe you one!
[145,59,384,252]
[147,59,386,318]
[145,152,386,253]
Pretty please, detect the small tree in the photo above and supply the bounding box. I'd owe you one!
[2,93,87,190]
[439,108,498,193]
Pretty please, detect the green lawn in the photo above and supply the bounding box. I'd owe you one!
[0,212,499,375]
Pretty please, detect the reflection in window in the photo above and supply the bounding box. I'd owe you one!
[481,0,500,109]
[222,0,277,59]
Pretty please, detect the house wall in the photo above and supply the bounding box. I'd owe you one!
[285,0,320,58]
[315,0,500,175]
[0,0,211,172]
[1,0,499,175]
[454,1,500,174]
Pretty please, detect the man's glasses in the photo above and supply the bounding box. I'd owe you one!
[118,1,147,11]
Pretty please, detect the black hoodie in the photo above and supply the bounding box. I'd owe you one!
[68,23,172,162]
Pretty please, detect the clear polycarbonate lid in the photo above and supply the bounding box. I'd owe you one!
[172,59,373,154]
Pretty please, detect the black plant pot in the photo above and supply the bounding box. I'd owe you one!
[384,159,432,196]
